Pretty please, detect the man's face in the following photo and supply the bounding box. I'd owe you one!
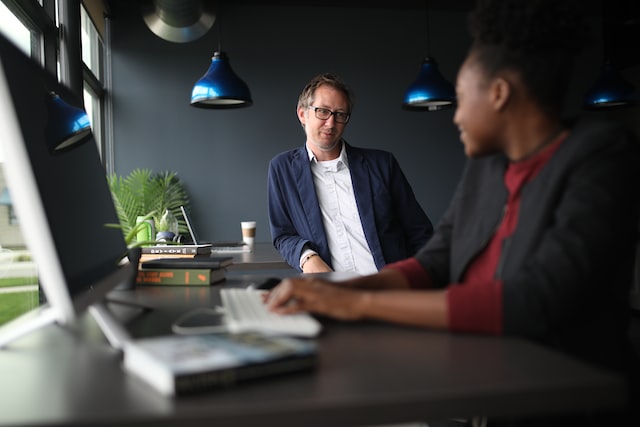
[298,84,349,156]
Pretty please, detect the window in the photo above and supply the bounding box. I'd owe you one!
[1,0,57,74]
[81,4,101,79]
[83,83,103,153]
[81,2,105,157]
[0,0,110,326]
[0,0,58,326]
[0,1,32,56]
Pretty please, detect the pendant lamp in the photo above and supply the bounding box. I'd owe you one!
[46,92,92,152]
[140,0,217,44]
[190,14,252,109]
[190,51,252,108]
[403,56,456,110]
[583,60,637,109]
[402,2,455,111]
[583,1,637,110]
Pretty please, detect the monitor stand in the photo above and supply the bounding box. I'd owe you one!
[0,264,149,350]
[0,304,60,348]
[0,302,134,350]
[88,302,134,349]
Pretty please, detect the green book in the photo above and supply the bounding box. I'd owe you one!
[136,268,225,286]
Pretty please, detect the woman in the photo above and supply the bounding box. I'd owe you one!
[268,0,639,409]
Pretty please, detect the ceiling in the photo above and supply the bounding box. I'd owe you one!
[229,0,474,10]
[118,0,637,66]
[119,0,610,16]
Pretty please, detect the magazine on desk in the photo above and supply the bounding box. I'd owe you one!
[123,332,318,396]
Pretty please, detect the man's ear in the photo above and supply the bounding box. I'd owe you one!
[489,77,511,112]
[297,106,307,126]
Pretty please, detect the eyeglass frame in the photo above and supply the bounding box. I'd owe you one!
[307,106,351,124]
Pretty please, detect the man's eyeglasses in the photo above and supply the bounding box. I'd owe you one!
[308,106,350,124]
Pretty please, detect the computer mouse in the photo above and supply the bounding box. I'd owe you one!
[249,277,281,290]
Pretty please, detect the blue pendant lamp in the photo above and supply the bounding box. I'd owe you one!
[190,51,252,108]
[190,11,252,109]
[583,1,637,110]
[402,1,455,111]
[46,92,92,152]
[583,60,637,109]
[403,56,456,110]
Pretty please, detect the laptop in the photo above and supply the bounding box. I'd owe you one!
[179,206,249,252]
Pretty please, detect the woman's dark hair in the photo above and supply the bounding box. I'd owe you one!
[467,0,590,115]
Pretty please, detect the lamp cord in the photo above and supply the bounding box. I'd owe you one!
[425,0,431,55]
[217,14,222,52]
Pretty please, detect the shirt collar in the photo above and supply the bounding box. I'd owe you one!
[306,141,349,169]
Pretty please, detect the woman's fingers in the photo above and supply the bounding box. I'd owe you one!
[266,277,367,320]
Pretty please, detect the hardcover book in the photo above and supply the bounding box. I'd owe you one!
[141,256,233,270]
[136,268,226,285]
[138,253,197,264]
[123,332,318,396]
[140,244,213,255]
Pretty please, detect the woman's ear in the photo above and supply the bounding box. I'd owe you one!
[489,77,511,112]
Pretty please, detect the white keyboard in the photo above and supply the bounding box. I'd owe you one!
[220,288,322,337]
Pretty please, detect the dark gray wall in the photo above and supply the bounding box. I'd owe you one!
[109,2,602,243]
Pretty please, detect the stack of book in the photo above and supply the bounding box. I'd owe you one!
[136,248,233,286]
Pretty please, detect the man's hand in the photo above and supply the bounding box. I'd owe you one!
[301,254,333,273]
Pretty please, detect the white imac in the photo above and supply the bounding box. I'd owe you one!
[0,32,136,349]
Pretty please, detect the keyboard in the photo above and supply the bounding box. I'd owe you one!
[220,288,322,337]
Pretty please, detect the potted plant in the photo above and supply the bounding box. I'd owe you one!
[154,208,179,242]
[107,168,190,247]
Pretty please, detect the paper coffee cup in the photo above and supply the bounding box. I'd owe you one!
[241,221,256,249]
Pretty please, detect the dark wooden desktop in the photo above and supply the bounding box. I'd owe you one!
[214,242,292,271]
[0,272,627,427]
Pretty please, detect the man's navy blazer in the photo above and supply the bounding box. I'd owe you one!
[268,142,433,271]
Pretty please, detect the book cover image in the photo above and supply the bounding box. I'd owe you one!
[123,332,318,396]
[136,268,225,285]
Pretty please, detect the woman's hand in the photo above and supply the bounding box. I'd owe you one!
[266,277,370,321]
[265,269,447,329]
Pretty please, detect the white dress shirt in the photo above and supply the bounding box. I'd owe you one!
[301,144,378,274]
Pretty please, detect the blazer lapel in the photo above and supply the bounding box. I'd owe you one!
[292,146,330,258]
[347,145,385,269]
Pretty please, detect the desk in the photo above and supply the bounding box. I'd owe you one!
[0,274,627,427]
[214,242,291,271]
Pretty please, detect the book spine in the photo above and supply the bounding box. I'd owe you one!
[136,269,212,285]
[141,246,201,255]
[174,355,317,395]
[139,254,196,263]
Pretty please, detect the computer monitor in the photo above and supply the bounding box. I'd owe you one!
[0,33,135,349]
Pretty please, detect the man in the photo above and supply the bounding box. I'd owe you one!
[268,73,433,273]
